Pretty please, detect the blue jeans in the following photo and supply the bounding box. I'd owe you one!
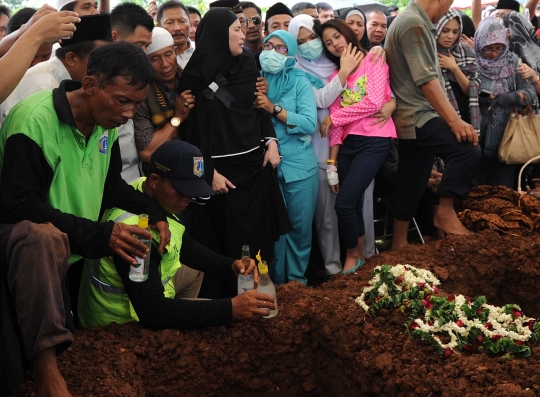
[335,135,391,250]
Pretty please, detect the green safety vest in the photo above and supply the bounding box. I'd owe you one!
[78,178,184,329]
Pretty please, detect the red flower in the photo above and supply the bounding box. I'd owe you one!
[462,344,472,351]
[529,320,535,331]
[375,297,380,303]
[422,299,433,309]
[477,309,483,315]
[456,320,465,327]
[404,301,411,307]
[395,275,403,284]
[512,309,522,318]
[466,296,472,304]
[491,334,503,341]
[477,335,483,342]
[515,340,524,345]
[485,322,492,329]
[402,287,407,292]
[409,322,419,330]
[447,295,455,302]
[419,282,426,288]
[404,266,409,270]
[444,348,452,357]
[433,286,439,293]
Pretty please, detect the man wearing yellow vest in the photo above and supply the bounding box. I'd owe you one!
[78,140,277,330]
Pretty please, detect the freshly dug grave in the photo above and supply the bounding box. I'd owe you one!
[19,231,540,397]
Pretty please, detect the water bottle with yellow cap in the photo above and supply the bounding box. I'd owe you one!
[257,258,278,318]
[129,214,151,282]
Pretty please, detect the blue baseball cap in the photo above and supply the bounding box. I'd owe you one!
[148,141,215,197]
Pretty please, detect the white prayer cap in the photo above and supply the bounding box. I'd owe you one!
[146,27,174,55]
[57,0,77,10]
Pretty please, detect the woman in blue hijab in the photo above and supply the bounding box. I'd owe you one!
[254,30,320,286]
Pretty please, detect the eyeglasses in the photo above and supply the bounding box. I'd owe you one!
[482,46,505,55]
[492,12,508,19]
[263,42,288,54]
[246,16,262,26]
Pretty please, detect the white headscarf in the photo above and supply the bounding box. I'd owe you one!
[288,14,337,82]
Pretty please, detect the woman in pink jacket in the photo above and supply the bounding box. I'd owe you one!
[319,19,396,273]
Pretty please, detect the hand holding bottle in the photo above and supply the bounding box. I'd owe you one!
[231,290,276,320]
[233,258,259,285]
[108,223,151,265]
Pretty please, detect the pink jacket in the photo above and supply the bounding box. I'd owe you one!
[328,57,397,147]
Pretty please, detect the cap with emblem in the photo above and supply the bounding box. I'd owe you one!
[60,14,112,48]
[146,27,174,55]
[147,141,215,197]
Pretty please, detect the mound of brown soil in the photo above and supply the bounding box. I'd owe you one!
[19,231,540,396]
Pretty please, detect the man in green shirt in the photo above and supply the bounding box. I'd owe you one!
[385,0,481,248]
[0,42,170,397]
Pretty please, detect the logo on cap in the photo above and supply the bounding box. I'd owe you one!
[193,157,204,177]
[99,131,109,154]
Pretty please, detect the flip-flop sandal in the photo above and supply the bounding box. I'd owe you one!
[342,258,364,274]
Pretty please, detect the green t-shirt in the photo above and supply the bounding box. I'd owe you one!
[385,2,446,139]
[0,89,118,263]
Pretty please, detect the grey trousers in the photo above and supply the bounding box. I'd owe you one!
[363,179,376,259]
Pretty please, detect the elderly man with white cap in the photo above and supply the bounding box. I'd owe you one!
[133,27,195,163]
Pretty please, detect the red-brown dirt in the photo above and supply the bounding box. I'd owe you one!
[18,231,540,396]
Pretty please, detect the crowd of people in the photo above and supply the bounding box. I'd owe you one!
[1,0,540,395]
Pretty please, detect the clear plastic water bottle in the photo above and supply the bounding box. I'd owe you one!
[237,245,254,294]
[257,260,278,318]
[129,214,151,282]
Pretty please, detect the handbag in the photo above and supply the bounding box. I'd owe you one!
[498,103,540,164]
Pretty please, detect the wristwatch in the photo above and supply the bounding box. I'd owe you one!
[273,104,283,115]
[170,116,182,127]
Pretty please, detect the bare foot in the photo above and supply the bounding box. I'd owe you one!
[433,212,473,236]
[391,219,410,250]
[391,239,409,250]
[34,348,73,397]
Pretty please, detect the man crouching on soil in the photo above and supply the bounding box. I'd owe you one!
[0,42,171,397]
[78,140,276,330]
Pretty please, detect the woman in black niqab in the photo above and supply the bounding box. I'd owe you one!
[177,9,291,297]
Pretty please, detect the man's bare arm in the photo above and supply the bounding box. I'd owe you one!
[420,79,478,145]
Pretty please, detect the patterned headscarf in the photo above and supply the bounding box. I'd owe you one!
[474,16,515,88]
[435,8,481,134]
[475,16,516,124]
[506,11,540,73]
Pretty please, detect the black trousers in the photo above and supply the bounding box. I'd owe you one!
[391,117,481,221]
